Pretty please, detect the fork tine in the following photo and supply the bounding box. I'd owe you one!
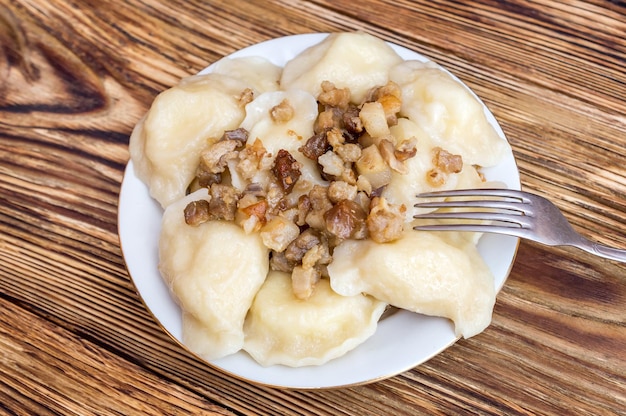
[413,211,532,227]
[413,223,532,239]
[415,188,533,214]
[414,199,527,212]
[417,188,528,200]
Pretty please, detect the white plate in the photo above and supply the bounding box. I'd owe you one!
[118,33,520,389]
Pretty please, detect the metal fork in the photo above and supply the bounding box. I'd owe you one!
[413,188,626,263]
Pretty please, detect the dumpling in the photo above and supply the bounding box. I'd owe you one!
[243,271,387,367]
[280,32,403,104]
[158,189,269,360]
[389,60,508,167]
[382,118,487,221]
[327,230,496,339]
[129,73,250,208]
[237,89,326,194]
[211,56,282,95]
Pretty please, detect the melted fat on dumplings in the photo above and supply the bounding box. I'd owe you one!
[280,32,403,104]
[243,271,387,367]
[129,73,251,208]
[389,60,508,167]
[327,230,496,339]
[159,189,269,360]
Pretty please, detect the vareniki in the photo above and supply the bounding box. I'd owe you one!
[129,31,509,367]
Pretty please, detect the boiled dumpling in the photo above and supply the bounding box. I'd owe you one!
[237,89,326,194]
[129,73,250,208]
[328,229,496,338]
[243,271,387,367]
[382,118,487,221]
[159,189,269,359]
[280,32,403,104]
[389,60,508,167]
[211,56,282,95]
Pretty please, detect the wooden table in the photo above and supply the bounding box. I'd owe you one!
[1,1,624,414]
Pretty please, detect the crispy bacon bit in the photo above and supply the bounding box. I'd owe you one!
[222,127,249,146]
[296,194,311,226]
[324,199,368,240]
[243,182,266,197]
[199,140,239,174]
[394,138,417,162]
[240,199,268,224]
[379,138,407,174]
[270,251,293,273]
[194,167,221,188]
[302,243,331,268]
[335,143,361,163]
[326,127,344,148]
[237,139,272,181]
[305,185,334,230]
[270,98,295,123]
[355,144,392,190]
[208,183,239,221]
[248,137,268,159]
[291,243,332,298]
[327,181,358,203]
[184,200,211,226]
[265,182,286,215]
[291,265,321,300]
[238,197,268,234]
[364,81,403,126]
[342,105,363,137]
[318,81,351,109]
[377,94,402,125]
[284,229,321,265]
[314,107,342,133]
[238,88,254,106]
[318,150,345,177]
[300,132,331,161]
[426,168,447,187]
[426,147,463,187]
[433,147,463,173]
[260,217,300,252]
[366,197,406,243]
[366,81,402,102]
[340,167,358,186]
[271,149,301,193]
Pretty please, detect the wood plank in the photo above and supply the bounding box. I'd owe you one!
[0,298,235,416]
[0,0,624,414]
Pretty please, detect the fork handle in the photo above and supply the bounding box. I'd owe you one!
[575,239,626,263]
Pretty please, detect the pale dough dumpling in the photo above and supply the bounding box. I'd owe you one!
[211,56,282,95]
[328,230,496,339]
[243,271,387,367]
[280,32,403,104]
[382,118,487,221]
[159,189,269,360]
[129,73,249,208]
[237,89,326,193]
[389,60,509,167]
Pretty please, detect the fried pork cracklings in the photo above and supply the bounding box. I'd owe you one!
[129,31,509,367]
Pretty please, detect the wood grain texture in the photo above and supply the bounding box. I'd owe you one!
[1,0,625,415]
[0,298,235,416]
